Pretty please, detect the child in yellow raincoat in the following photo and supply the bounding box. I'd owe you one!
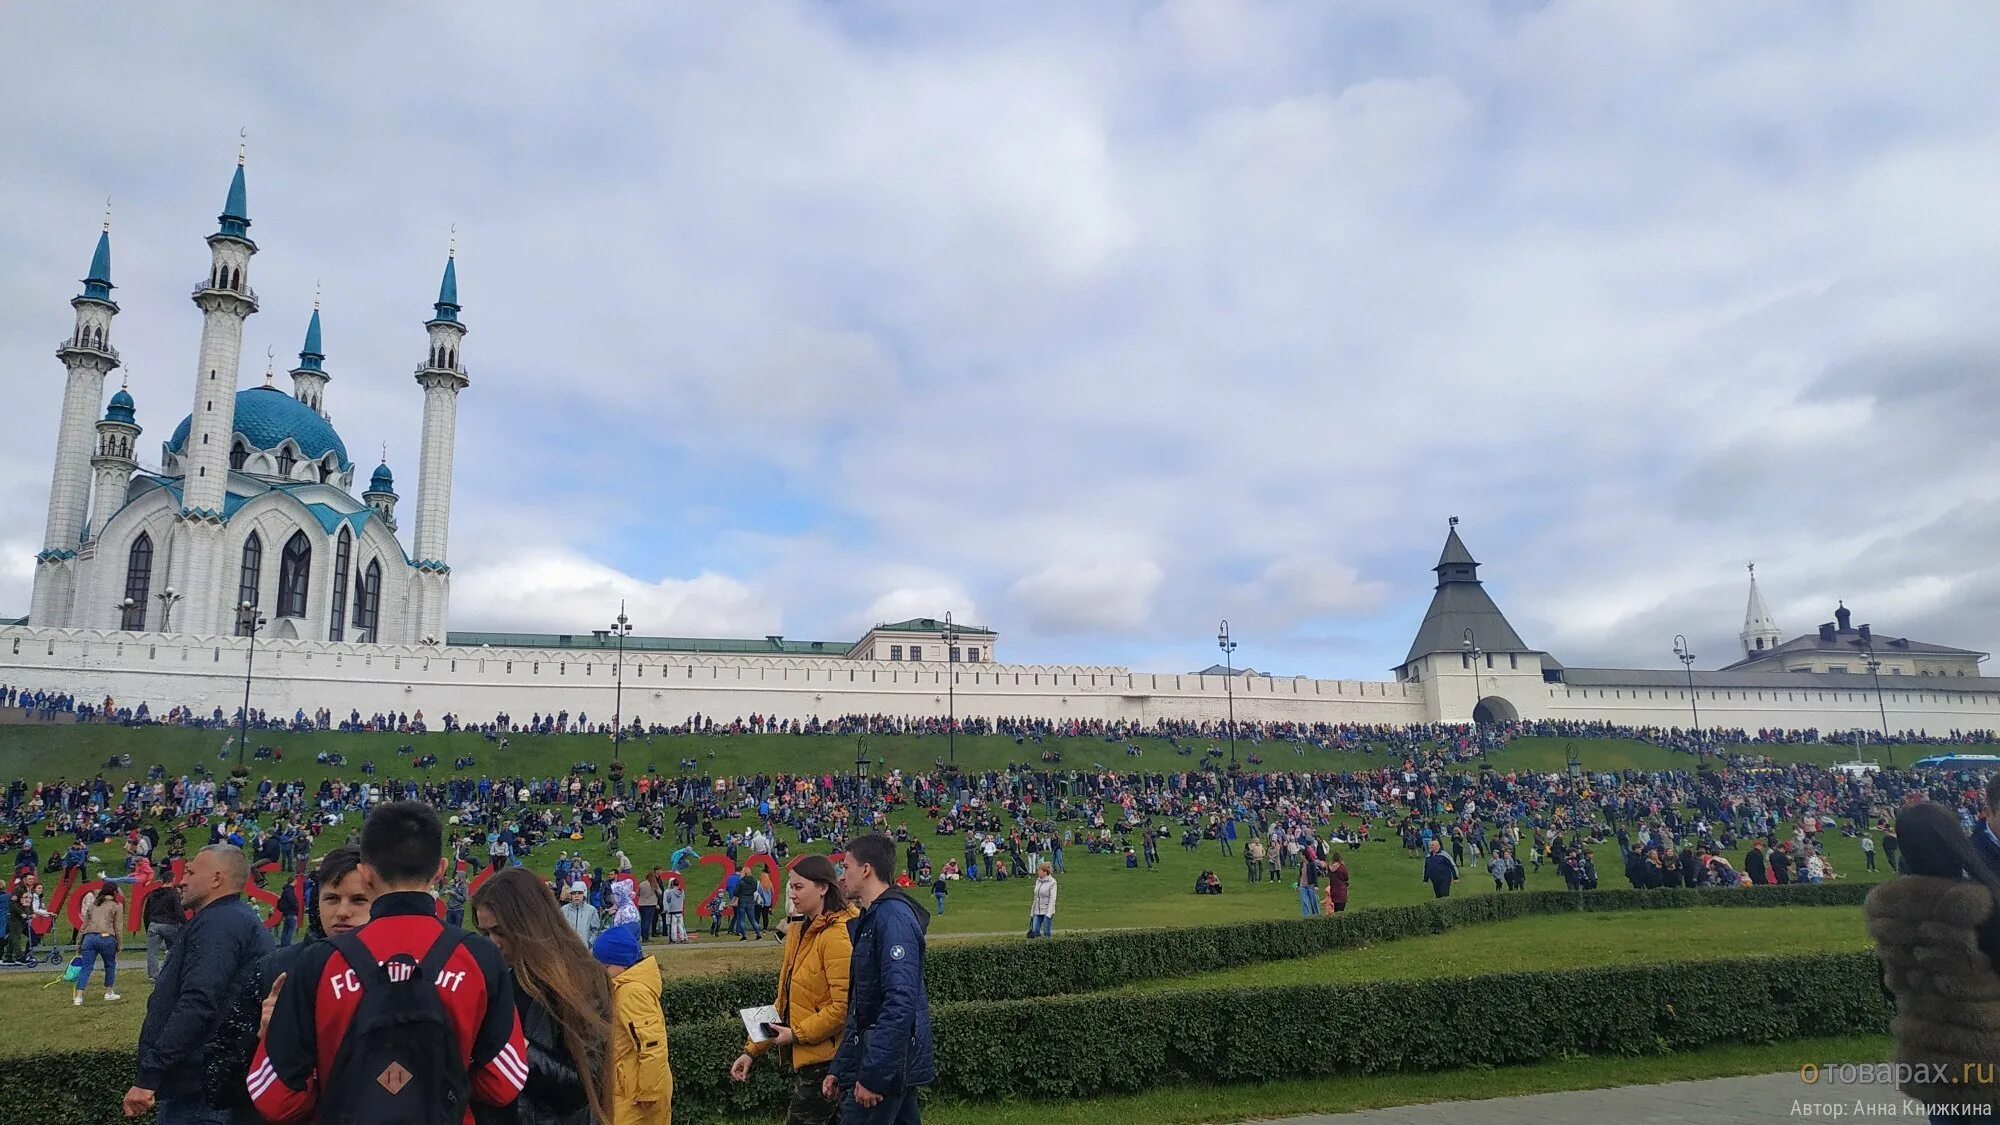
[594,923,672,1124]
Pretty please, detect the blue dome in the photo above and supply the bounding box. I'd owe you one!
[166,386,351,470]
[368,461,395,493]
[103,388,136,425]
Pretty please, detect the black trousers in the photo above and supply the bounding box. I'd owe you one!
[840,1084,920,1125]
[787,1062,840,1125]
[639,904,659,938]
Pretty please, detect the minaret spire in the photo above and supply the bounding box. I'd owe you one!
[290,297,330,416]
[409,235,469,642]
[1740,562,1783,657]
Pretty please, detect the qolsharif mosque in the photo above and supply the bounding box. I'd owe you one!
[2,160,1996,738]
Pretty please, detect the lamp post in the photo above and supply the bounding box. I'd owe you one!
[610,601,634,754]
[154,586,182,632]
[854,735,870,804]
[235,600,266,768]
[941,611,959,764]
[1217,619,1239,767]
[115,597,137,631]
[1463,629,1487,764]
[1858,641,1892,769]
[1673,634,1702,763]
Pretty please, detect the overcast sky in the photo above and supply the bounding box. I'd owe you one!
[3,2,1996,678]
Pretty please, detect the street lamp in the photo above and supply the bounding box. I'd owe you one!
[941,611,959,764]
[1673,634,1703,762]
[854,735,870,801]
[235,600,266,768]
[1217,619,1239,767]
[1462,627,1483,720]
[610,601,634,753]
[115,597,137,631]
[154,586,182,632]
[1857,639,1893,769]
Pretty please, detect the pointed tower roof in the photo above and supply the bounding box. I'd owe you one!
[1743,564,1779,637]
[431,252,460,323]
[217,160,251,238]
[80,229,114,303]
[1401,518,1532,666]
[295,308,325,372]
[103,385,137,426]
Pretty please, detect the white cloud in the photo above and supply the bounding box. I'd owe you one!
[451,550,776,638]
[1008,557,1165,635]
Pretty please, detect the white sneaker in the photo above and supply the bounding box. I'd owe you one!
[73,993,83,1006]
[104,991,122,1001]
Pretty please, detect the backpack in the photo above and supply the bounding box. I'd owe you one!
[320,927,472,1125]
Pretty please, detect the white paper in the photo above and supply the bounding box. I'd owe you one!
[739,1004,782,1043]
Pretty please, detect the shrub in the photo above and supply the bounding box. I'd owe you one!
[657,882,1868,1023]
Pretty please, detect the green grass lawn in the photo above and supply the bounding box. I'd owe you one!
[1126,905,1868,993]
[908,1034,1891,1125]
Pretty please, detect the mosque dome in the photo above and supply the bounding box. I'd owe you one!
[166,385,351,469]
[103,388,136,425]
[367,461,395,494]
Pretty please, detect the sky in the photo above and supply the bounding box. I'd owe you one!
[2,2,1996,679]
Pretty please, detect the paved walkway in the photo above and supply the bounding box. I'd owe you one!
[1258,1071,1931,1123]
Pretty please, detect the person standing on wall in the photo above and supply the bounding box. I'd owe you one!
[124,844,270,1123]
[826,833,934,1124]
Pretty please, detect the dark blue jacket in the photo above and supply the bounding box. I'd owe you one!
[1423,851,1457,888]
[832,888,935,1094]
[137,894,272,1098]
[1977,822,2000,882]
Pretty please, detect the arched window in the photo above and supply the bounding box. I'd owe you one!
[353,558,382,643]
[230,441,248,472]
[123,533,153,630]
[328,527,351,641]
[275,445,297,476]
[277,530,311,618]
[235,532,262,635]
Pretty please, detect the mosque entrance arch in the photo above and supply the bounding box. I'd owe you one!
[1473,696,1518,725]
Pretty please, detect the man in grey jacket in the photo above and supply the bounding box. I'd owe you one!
[560,881,601,945]
[126,845,271,1123]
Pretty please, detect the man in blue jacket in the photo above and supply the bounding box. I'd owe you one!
[828,832,934,1124]
[124,844,271,1123]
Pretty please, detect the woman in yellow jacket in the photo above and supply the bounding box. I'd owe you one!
[594,923,672,1125]
[729,854,856,1125]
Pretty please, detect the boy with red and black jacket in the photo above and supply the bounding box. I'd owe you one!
[249,801,525,1123]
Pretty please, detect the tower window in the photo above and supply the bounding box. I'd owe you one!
[235,532,262,634]
[277,530,311,618]
[123,533,153,630]
[329,526,350,641]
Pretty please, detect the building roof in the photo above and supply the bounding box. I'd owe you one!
[166,386,351,470]
[218,162,250,238]
[1560,666,1994,692]
[1402,523,1533,666]
[367,461,395,495]
[295,308,325,372]
[1720,628,1985,671]
[432,254,459,323]
[870,617,996,637]
[103,387,137,426]
[81,230,114,302]
[1189,664,1273,677]
[445,631,851,655]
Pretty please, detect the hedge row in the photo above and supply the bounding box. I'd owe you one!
[655,882,1870,1022]
[9,949,1887,1125]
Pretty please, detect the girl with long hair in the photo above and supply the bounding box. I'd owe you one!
[728,854,856,1124]
[473,867,614,1125]
[1866,802,2000,1122]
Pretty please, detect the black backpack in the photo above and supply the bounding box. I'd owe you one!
[320,927,472,1125]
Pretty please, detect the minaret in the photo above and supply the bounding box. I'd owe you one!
[409,246,468,642]
[30,219,122,625]
[363,450,398,532]
[175,152,259,636]
[289,301,329,417]
[1741,562,1782,656]
[89,378,142,544]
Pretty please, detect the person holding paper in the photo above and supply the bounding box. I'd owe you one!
[729,855,856,1124]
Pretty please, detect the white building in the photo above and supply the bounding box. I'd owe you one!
[24,157,464,647]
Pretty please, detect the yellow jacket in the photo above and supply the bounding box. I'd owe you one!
[745,904,856,1068]
[610,956,672,1125]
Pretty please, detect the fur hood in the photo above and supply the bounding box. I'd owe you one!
[1865,876,2000,1109]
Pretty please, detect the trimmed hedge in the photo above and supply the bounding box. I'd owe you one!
[2,949,1885,1125]
[655,882,1869,1023]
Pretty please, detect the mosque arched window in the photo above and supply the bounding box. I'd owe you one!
[123,533,152,630]
[277,530,311,619]
[235,532,262,634]
[328,527,351,642]
[276,446,297,477]
[230,441,248,472]
[353,558,382,643]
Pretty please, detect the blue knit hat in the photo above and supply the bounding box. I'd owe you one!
[593,922,643,969]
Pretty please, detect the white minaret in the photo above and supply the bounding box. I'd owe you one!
[30,220,122,626]
[1741,562,1782,657]
[289,300,330,417]
[89,377,142,545]
[409,246,467,643]
[363,448,399,532]
[173,154,259,636]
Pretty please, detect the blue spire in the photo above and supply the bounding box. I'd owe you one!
[368,460,396,494]
[217,161,250,238]
[431,253,460,323]
[297,308,324,371]
[80,229,114,302]
[104,386,137,425]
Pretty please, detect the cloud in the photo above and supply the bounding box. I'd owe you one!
[450,550,776,638]
[1008,557,1165,635]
